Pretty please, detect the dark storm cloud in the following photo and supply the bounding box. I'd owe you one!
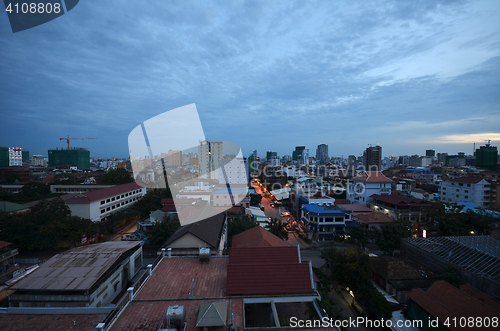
[0,0,499,158]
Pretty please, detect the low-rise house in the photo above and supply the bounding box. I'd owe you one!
[301,203,353,241]
[369,194,433,224]
[160,212,227,255]
[0,241,19,284]
[232,226,289,248]
[406,280,500,330]
[370,256,435,304]
[346,171,392,205]
[353,212,394,229]
[64,182,146,222]
[9,241,142,308]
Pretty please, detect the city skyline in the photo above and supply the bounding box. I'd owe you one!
[1,1,500,158]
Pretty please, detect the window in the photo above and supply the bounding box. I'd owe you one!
[106,199,110,203]
[467,184,471,187]
[100,201,105,205]
[465,196,469,199]
[459,183,463,186]
[465,190,469,193]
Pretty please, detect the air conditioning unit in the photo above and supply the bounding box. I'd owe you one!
[164,305,185,330]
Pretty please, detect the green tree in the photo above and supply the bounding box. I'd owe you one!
[146,215,181,246]
[21,182,50,198]
[265,218,288,241]
[227,214,258,247]
[321,247,392,319]
[349,226,373,247]
[250,193,262,205]
[0,198,97,249]
[97,168,133,185]
[374,219,412,255]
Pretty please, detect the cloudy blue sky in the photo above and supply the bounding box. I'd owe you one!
[1,0,499,160]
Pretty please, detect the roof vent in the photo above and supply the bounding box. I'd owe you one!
[199,247,210,263]
[164,305,186,330]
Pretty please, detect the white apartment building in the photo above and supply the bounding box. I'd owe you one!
[346,171,392,205]
[64,182,147,222]
[198,140,223,180]
[218,157,249,185]
[439,177,491,208]
[9,147,22,166]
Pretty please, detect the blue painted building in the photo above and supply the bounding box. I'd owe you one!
[300,204,355,241]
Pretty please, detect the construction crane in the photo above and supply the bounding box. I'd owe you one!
[59,135,97,150]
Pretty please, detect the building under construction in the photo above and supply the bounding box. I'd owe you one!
[48,148,90,169]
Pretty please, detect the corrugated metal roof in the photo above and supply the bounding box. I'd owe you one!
[11,241,141,291]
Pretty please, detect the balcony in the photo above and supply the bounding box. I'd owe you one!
[0,248,18,262]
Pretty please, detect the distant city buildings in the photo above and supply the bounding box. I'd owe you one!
[363,145,382,170]
[316,143,329,164]
[8,147,22,166]
[476,141,498,171]
[292,146,305,161]
[48,148,90,169]
[439,176,492,208]
[198,140,223,180]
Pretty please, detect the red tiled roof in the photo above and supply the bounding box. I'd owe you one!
[406,280,500,331]
[136,257,228,300]
[370,194,432,207]
[161,198,174,204]
[355,212,394,224]
[227,263,314,295]
[64,182,143,204]
[228,246,298,265]
[161,205,177,212]
[0,240,12,250]
[354,171,393,182]
[110,299,244,331]
[0,313,108,331]
[226,247,315,296]
[232,226,289,248]
[459,284,500,313]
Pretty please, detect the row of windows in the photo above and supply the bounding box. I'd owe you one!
[442,187,469,193]
[100,190,142,205]
[100,197,139,214]
[442,192,470,199]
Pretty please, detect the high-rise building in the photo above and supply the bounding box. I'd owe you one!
[0,147,9,167]
[198,140,223,180]
[475,142,498,171]
[219,157,248,185]
[363,145,382,170]
[48,148,90,169]
[426,149,435,157]
[9,147,23,166]
[293,146,305,161]
[30,155,48,167]
[266,151,277,160]
[316,143,329,163]
[167,149,182,166]
[437,153,448,164]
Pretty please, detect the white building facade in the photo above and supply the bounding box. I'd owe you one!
[65,182,147,222]
[439,177,491,207]
[346,171,392,205]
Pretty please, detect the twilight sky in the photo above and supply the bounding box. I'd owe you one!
[1,0,499,159]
